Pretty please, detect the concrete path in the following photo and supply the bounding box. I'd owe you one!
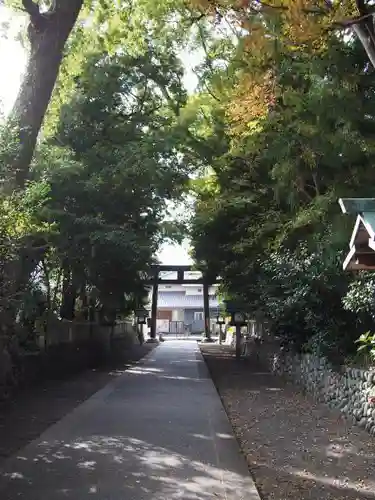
[0,341,260,500]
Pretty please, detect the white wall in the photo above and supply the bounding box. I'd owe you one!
[172,309,184,322]
[185,286,203,295]
[158,284,218,294]
[159,284,185,292]
[156,319,169,333]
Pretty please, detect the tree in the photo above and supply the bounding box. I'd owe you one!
[0,0,199,390]
[5,0,84,189]
[28,46,192,321]
[2,0,202,189]
[189,1,375,59]
[189,29,375,361]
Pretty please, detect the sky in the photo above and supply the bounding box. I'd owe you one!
[0,7,27,116]
[0,5,196,265]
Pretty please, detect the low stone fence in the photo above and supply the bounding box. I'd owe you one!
[257,339,375,437]
[0,320,138,399]
[36,319,136,350]
[112,320,137,344]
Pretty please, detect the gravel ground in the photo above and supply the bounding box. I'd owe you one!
[0,342,155,465]
[200,343,375,500]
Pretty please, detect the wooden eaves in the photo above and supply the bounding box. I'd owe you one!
[339,198,375,271]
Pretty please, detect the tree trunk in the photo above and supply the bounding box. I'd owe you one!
[60,263,77,320]
[353,22,375,69]
[8,0,84,189]
[235,325,242,359]
[1,238,47,329]
[351,2,375,69]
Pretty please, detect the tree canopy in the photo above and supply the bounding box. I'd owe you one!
[188,9,375,361]
[1,0,375,366]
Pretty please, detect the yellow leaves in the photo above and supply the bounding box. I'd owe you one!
[0,198,32,238]
[189,0,214,12]
[189,0,247,13]
[300,146,317,169]
[283,1,322,42]
[190,0,364,57]
[0,194,51,241]
[243,21,277,60]
[191,171,220,196]
[331,0,360,23]
[226,70,275,138]
[275,0,365,53]
[277,1,332,53]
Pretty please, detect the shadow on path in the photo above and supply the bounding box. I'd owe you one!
[0,344,155,465]
[0,341,259,500]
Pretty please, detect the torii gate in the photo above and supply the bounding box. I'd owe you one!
[145,265,219,341]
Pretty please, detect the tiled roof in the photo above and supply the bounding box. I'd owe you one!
[157,293,220,309]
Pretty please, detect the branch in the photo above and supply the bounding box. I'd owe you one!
[253,1,287,11]
[311,172,320,196]
[195,22,223,100]
[22,0,40,16]
[332,12,375,29]
[22,0,41,24]
[194,71,221,101]
[182,0,206,25]
[187,12,206,26]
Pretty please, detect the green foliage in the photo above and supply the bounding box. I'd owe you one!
[355,332,375,365]
[356,331,375,353]
[343,274,375,316]
[189,33,375,362]
[29,46,192,319]
[0,1,198,335]
[4,0,375,366]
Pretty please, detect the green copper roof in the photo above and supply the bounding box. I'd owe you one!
[363,213,375,235]
[339,198,375,214]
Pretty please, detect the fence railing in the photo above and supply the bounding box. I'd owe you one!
[169,321,184,334]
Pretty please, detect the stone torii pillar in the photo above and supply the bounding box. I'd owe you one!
[202,278,213,342]
[149,271,159,342]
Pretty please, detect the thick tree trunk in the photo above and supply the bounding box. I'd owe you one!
[353,22,375,69]
[351,1,375,69]
[8,0,84,189]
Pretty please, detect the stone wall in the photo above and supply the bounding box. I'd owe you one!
[258,340,375,437]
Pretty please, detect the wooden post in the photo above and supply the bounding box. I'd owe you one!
[138,323,144,345]
[150,274,158,340]
[203,280,211,340]
[177,269,184,282]
[89,245,96,339]
[235,324,241,359]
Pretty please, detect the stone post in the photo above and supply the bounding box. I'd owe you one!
[149,272,158,341]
